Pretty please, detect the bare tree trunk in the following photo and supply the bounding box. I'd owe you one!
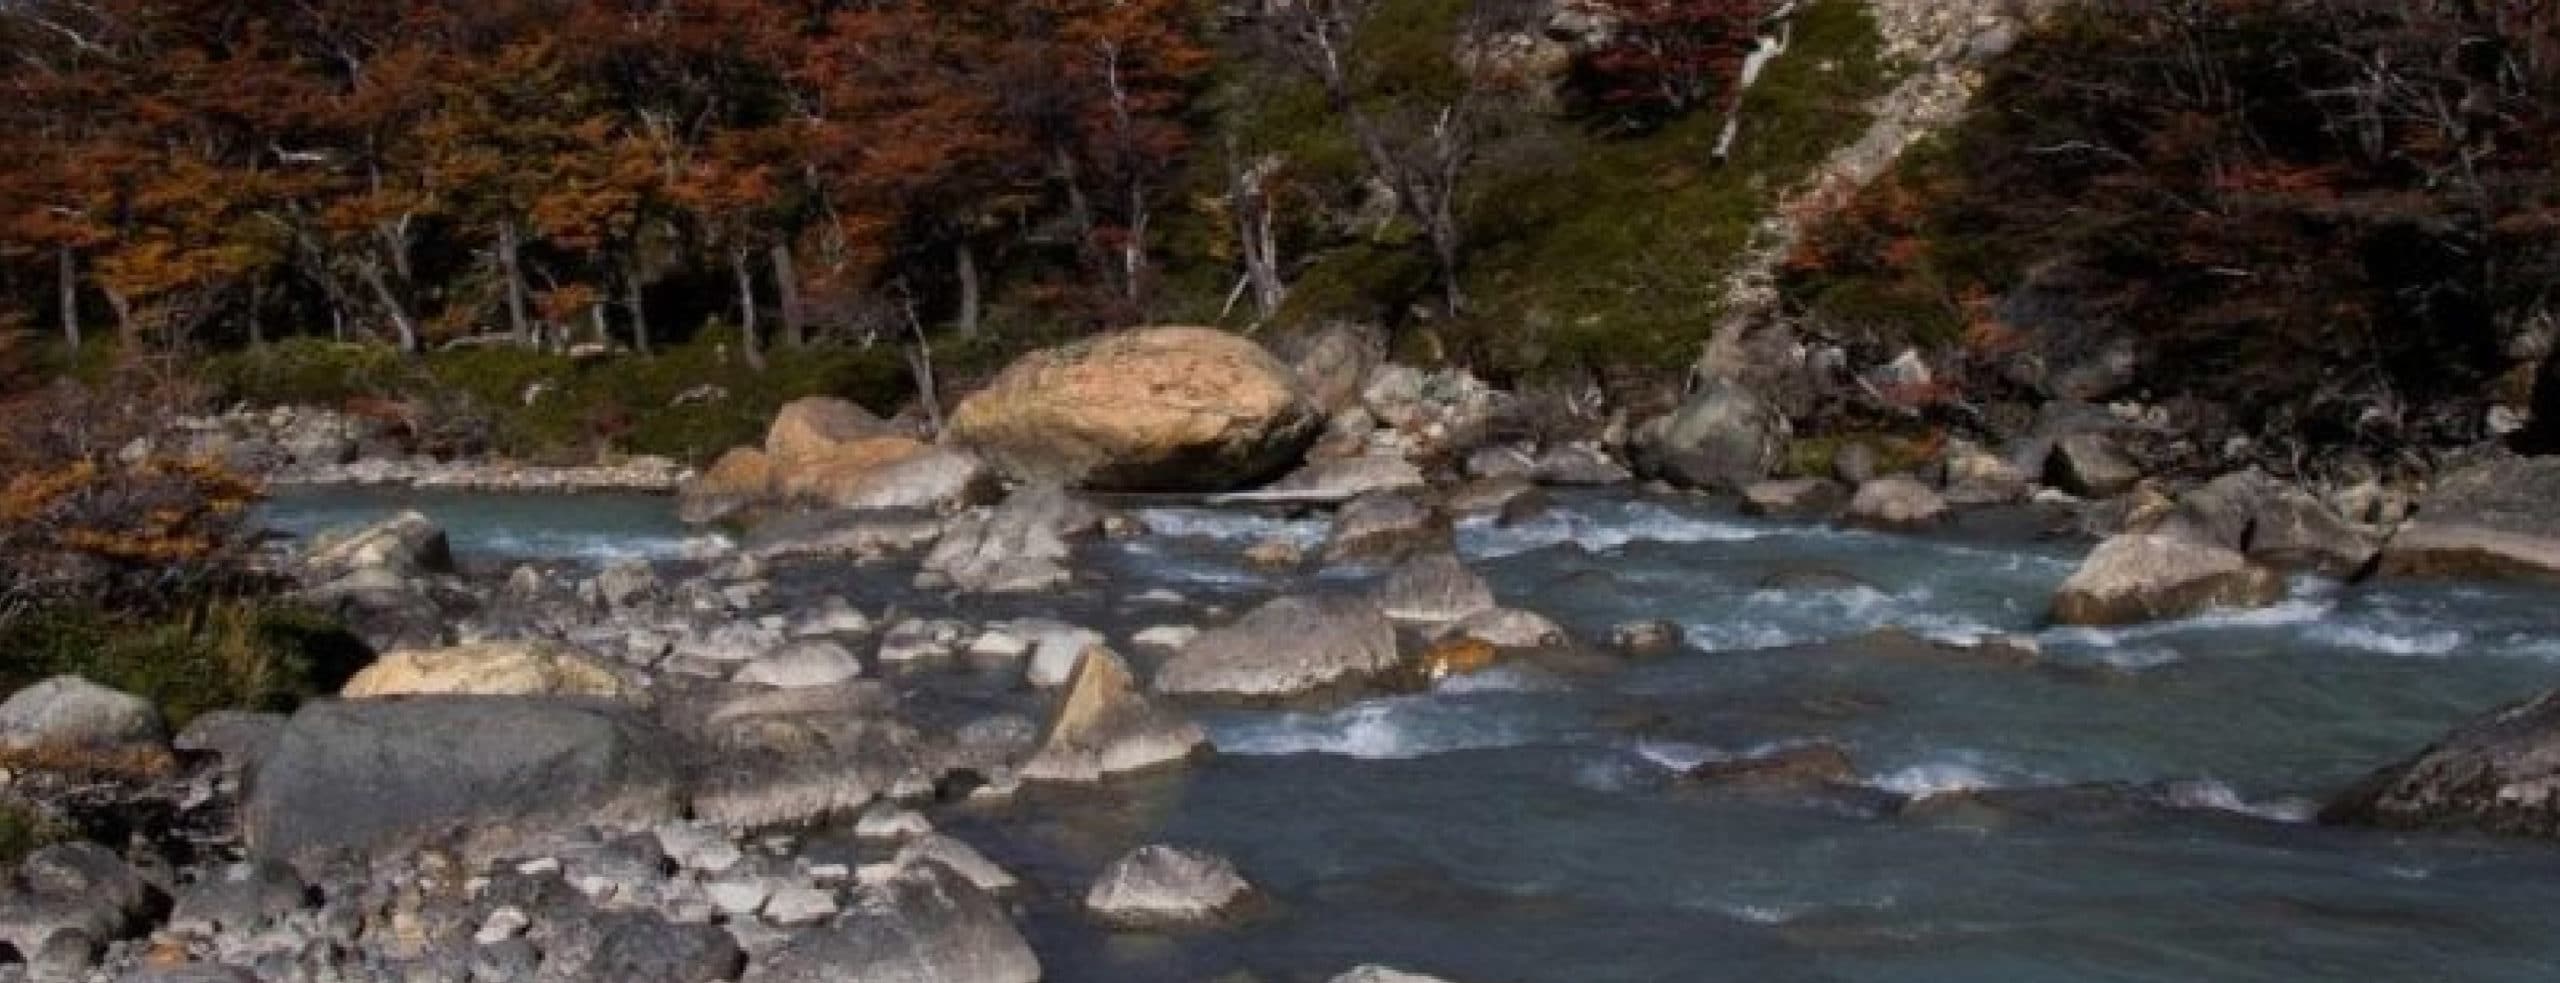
[589,302,609,346]
[1229,147,1287,317]
[497,218,531,344]
[770,244,805,349]
[731,247,766,372]
[955,240,983,339]
[358,261,419,353]
[624,263,652,355]
[104,286,136,350]
[901,292,943,438]
[56,246,80,350]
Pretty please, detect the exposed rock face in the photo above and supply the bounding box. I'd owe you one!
[1374,552,1497,625]
[1083,845,1255,929]
[751,862,1040,983]
[1637,381,1788,492]
[1155,595,1403,702]
[2051,534,2285,626]
[341,641,648,703]
[2378,456,2560,584]
[242,697,684,871]
[1024,648,1206,782]
[0,676,164,752]
[764,396,892,464]
[1844,477,1949,531]
[950,327,1322,491]
[2322,689,2560,839]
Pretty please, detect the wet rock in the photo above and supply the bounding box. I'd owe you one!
[1684,742,1857,789]
[890,835,1018,894]
[2378,456,2560,584]
[1636,380,1787,492]
[2051,534,2285,627]
[341,641,648,704]
[0,843,158,958]
[735,641,865,689]
[1440,608,1567,650]
[1533,443,1631,486]
[2045,432,2141,499]
[951,326,1320,492]
[1740,479,1846,519]
[1242,536,1306,572]
[751,862,1039,983]
[1844,477,1949,531]
[680,447,776,523]
[765,397,893,464]
[1084,845,1255,929]
[1411,637,1499,684]
[300,511,454,583]
[1025,649,1206,782]
[1017,622,1108,689]
[1271,455,1427,500]
[243,697,683,872]
[2322,688,2560,839]
[0,676,164,752]
[1156,595,1403,702]
[1325,492,1452,565]
[917,484,1081,593]
[1606,619,1685,657]
[1374,552,1497,625]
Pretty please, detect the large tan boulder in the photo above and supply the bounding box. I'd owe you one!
[342,641,647,704]
[949,327,1322,491]
[2051,534,2285,626]
[765,397,892,463]
[773,436,929,500]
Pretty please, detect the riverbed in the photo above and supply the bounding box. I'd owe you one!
[261,487,2560,983]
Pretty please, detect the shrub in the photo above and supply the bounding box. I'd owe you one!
[0,600,369,729]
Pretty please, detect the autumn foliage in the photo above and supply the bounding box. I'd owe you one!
[0,0,1215,359]
[1572,0,1767,128]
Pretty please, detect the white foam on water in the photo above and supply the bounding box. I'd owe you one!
[1717,903,1807,925]
[2304,622,2465,658]
[1460,502,1779,558]
[2087,647,2184,672]
[1632,739,1720,773]
[476,529,708,562]
[1867,749,2048,798]
[2040,597,2336,649]
[1433,665,1562,694]
[1135,507,1326,545]
[1676,619,1806,653]
[1210,698,1527,760]
[2158,779,2314,823]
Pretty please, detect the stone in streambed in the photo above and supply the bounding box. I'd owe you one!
[2378,456,2560,584]
[1155,595,1403,702]
[1373,552,1496,625]
[2050,534,2284,626]
[2321,688,2560,840]
[1684,742,1857,789]
[751,862,1039,983]
[1084,845,1256,930]
[1025,648,1206,782]
[1844,477,1949,531]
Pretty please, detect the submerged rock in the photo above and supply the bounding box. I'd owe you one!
[751,862,1039,983]
[2051,534,2284,626]
[1685,742,1857,789]
[341,640,647,704]
[2378,456,2560,584]
[950,326,1321,492]
[1155,595,1403,702]
[2321,688,2560,839]
[243,697,683,871]
[1606,619,1685,657]
[1084,845,1256,929]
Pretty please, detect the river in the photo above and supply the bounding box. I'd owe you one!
[260,487,2560,983]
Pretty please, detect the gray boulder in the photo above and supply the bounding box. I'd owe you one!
[917,483,1085,593]
[1637,381,1787,492]
[2156,470,2377,577]
[2051,534,2285,626]
[2044,432,2142,499]
[0,843,157,958]
[1844,477,1949,531]
[1156,595,1403,702]
[0,676,163,751]
[242,697,684,871]
[300,511,454,583]
[1374,552,1497,625]
[539,909,745,983]
[1325,492,1451,564]
[167,860,306,937]
[2322,688,2560,840]
[2379,456,2560,584]
[1084,845,1255,929]
[748,862,1039,983]
[1532,443,1632,486]
[734,641,865,689]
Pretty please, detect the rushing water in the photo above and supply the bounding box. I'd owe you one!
[263,487,2560,982]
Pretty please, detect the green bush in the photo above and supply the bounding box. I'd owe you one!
[0,599,371,728]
